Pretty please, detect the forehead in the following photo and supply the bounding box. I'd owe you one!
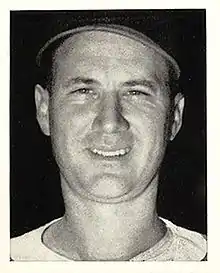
[52,31,169,82]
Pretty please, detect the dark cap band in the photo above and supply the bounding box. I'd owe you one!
[36,24,180,80]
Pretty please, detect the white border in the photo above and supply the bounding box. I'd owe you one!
[1,1,220,272]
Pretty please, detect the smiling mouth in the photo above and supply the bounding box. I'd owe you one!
[90,147,131,157]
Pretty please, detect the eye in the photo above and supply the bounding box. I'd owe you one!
[128,90,149,96]
[69,88,98,101]
[71,88,94,95]
[126,90,152,98]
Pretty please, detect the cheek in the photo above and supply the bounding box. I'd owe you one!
[140,117,167,154]
[128,107,169,160]
[132,114,169,181]
[49,101,95,139]
[128,103,169,138]
[48,104,97,161]
[49,106,93,170]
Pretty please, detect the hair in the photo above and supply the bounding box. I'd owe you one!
[36,37,69,94]
[36,48,55,94]
[166,62,180,99]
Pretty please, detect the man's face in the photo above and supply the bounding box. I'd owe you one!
[36,31,184,203]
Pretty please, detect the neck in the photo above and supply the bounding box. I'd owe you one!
[44,176,166,261]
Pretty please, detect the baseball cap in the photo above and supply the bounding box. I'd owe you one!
[35,11,181,80]
[36,23,180,80]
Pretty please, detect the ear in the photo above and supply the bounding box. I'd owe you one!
[35,84,50,136]
[170,93,185,141]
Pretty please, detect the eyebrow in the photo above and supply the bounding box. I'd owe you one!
[122,79,157,89]
[63,77,100,88]
[63,77,159,91]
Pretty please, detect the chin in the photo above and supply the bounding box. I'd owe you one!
[79,191,138,204]
[79,174,130,203]
[73,174,147,204]
[61,167,157,204]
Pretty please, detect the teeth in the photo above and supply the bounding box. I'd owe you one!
[91,147,130,157]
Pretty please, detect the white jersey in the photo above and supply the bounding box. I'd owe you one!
[10,217,207,261]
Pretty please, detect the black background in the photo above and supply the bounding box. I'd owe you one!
[10,10,206,237]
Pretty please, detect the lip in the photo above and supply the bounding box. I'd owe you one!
[86,146,132,161]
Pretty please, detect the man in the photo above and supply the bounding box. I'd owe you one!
[10,15,207,261]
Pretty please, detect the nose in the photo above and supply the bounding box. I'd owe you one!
[92,94,129,134]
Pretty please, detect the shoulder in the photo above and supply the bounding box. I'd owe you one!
[162,218,207,261]
[10,218,67,261]
[11,224,48,261]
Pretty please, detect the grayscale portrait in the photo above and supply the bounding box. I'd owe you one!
[10,10,207,261]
